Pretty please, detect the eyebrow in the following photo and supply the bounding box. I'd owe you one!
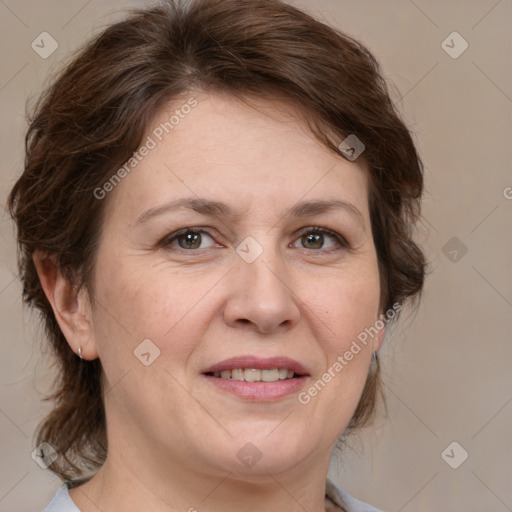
[135,197,366,231]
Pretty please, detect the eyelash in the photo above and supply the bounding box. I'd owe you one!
[160,226,350,254]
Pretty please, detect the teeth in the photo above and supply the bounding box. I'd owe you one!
[211,368,297,382]
[261,369,279,382]
[231,369,244,381]
[244,368,261,382]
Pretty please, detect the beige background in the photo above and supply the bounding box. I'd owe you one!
[1,1,511,511]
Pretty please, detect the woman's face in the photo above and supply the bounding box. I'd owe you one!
[86,91,384,478]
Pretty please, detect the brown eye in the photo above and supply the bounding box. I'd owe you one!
[292,227,349,252]
[301,232,324,249]
[163,229,216,250]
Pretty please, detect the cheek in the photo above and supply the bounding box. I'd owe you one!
[306,263,381,353]
[92,257,218,370]
[297,272,379,432]
[91,259,207,429]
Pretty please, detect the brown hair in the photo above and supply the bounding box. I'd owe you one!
[7,0,427,482]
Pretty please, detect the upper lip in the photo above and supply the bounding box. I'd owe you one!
[202,356,310,376]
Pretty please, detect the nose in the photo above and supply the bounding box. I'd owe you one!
[222,242,301,335]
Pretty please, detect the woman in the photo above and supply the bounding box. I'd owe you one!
[7,0,427,510]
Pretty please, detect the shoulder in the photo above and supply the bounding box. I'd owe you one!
[326,478,385,512]
[43,484,81,512]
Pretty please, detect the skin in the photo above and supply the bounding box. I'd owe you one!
[34,91,385,512]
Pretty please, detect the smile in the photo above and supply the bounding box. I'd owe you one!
[205,368,296,382]
[201,355,311,400]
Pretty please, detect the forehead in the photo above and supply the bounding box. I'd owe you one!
[103,91,370,224]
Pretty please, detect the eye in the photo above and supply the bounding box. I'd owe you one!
[162,229,218,251]
[291,227,349,252]
[161,226,350,253]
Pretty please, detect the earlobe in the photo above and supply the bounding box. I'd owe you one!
[32,250,98,360]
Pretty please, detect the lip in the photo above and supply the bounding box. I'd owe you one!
[201,356,310,376]
[202,374,309,401]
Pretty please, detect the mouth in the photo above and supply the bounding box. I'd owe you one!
[204,368,302,382]
[201,356,310,401]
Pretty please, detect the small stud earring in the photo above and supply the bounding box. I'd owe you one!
[78,346,83,360]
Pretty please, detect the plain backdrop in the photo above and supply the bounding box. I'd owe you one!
[0,1,511,511]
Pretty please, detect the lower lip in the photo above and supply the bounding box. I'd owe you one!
[202,374,309,401]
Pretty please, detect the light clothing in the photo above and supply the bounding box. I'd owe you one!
[325,479,384,511]
[43,485,80,512]
[43,478,383,511]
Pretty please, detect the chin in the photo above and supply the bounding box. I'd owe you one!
[204,430,313,476]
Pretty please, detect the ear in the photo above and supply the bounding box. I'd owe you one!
[32,251,98,360]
